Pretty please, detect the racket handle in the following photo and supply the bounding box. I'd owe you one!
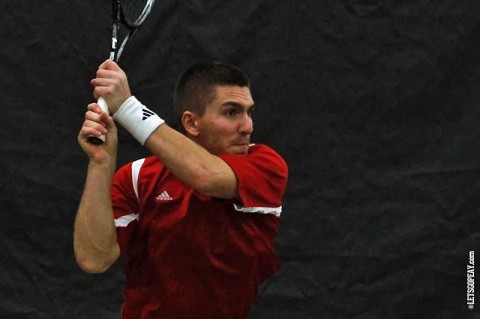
[87,97,110,145]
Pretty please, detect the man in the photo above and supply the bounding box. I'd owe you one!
[74,60,288,318]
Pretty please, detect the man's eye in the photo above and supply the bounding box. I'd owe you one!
[225,109,237,116]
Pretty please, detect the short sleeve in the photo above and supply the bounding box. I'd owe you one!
[112,161,140,254]
[219,144,288,210]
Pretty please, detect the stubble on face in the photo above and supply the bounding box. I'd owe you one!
[194,86,254,155]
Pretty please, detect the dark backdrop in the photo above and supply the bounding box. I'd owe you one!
[0,1,479,318]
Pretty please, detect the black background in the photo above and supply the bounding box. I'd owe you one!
[0,1,479,318]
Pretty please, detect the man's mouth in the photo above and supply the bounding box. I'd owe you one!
[233,142,249,147]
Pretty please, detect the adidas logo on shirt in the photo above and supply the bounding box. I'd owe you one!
[155,190,173,201]
[142,108,155,120]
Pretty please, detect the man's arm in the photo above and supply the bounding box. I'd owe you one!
[144,124,238,199]
[92,60,238,199]
[73,103,120,273]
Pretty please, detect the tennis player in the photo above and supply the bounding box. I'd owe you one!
[74,60,288,318]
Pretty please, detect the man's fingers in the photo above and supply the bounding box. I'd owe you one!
[83,119,108,135]
[95,68,117,80]
[85,104,108,132]
[98,59,120,71]
[87,103,105,115]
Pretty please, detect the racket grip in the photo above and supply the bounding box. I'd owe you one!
[87,97,110,145]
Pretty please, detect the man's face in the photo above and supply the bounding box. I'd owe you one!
[193,85,254,155]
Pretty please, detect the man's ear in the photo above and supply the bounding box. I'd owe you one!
[182,111,199,136]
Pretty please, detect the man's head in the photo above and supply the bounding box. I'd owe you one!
[173,62,254,155]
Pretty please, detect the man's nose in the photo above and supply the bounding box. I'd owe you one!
[239,114,253,134]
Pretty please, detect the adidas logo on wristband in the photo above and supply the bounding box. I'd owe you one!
[142,108,155,120]
[114,96,165,145]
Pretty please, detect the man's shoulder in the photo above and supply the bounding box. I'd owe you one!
[134,156,165,173]
[248,144,286,162]
[117,156,164,174]
[248,143,275,154]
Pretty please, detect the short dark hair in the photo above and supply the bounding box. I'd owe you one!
[173,61,250,130]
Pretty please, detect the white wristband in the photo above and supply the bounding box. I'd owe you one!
[113,96,165,145]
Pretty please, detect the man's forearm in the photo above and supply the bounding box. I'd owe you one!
[73,161,119,273]
[144,124,238,199]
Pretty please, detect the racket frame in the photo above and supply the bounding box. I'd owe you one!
[87,0,155,144]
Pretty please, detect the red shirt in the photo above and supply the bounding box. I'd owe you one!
[112,144,288,319]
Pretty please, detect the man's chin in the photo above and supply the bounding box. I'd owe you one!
[230,144,249,155]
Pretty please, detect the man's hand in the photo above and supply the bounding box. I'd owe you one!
[78,103,118,164]
[91,60,132,114]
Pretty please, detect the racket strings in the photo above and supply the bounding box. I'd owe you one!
[121,0,156,26]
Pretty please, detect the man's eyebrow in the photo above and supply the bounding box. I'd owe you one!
[221,101,255,109]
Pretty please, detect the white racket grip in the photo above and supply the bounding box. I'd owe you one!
[87,97,109,144]
[97,97,110,115]
[96,97,110,142]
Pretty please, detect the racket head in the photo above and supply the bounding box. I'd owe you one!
[120,0,156,27]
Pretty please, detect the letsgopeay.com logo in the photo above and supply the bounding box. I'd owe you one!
[467,250,475,310]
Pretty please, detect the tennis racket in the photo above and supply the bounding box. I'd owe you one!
[88,0,156,144]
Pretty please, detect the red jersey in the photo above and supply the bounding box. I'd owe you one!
[111,144,288,319]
